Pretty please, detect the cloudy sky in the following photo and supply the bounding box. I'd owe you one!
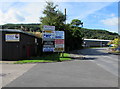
[0,0,119,33]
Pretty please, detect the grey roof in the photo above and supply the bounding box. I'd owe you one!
[0,29,22,32]
[84,39,111,42]
[0,29,39,38]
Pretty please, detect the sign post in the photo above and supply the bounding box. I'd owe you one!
[42,25,65,54]
[54,31,65,52]
[42,25,55,52]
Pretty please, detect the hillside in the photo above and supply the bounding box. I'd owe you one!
[80,28,119,40]
[1,23,119,40]
[1,23,40,32]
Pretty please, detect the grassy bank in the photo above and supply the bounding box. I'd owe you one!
[14,53,72,64]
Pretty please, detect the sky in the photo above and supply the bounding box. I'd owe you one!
[0,0,119,33]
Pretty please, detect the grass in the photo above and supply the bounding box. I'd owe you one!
[14,53,72,64]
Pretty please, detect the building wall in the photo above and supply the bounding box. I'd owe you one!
[19,33,36,59]
[2,31,41,60]
[2,31,21,60]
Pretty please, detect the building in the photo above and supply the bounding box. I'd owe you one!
[1,29,42,60]
[83,39,111,47]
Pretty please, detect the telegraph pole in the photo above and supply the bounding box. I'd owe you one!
[65,8,66,24]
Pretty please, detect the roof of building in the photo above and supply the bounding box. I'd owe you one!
[0,29,40,38]
[84,39,111,42]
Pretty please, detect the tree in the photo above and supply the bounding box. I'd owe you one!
[70,19,83,27]
[108,36,120,47]
[40,2,66,30]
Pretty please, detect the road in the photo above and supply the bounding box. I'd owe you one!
[3,48,118,87]
[78,47,118,77]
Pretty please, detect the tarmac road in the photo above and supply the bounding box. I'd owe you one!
[4,47,118,87]
[78,47,118,77]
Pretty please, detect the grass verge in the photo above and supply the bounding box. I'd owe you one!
[14,53,72,64]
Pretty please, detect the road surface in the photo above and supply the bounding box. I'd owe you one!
[3,48,118,87]
[78,47,118,77]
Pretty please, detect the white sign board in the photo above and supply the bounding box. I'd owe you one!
[54,31,65,52]
[43,25,55,30]
[5,34,20,42]
[55,31,64,39]
[43,33,55,39]
[55,44,64,48]
[42,25,55,52]
[42,25,65,52]
[43,47,54,52]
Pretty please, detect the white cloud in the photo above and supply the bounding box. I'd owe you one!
[0,2,46,25]
[0,10,4,25]
[0,1,118,25]
[101,17,118,26]
[0,9,25,25]
[22,2,45,23]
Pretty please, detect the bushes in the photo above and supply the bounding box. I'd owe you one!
[108,36,120,53]
[65,26,83,51]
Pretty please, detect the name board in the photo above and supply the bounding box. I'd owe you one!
[55,31,64,39]
[43,33,55,39]
[43,25,55,30]
[54,48,64,52]
[43,30,55,33]
[43,41,54,45]
[43,41,55,51]
[43,47,54,52]
[55,39,64,44]
[42,25,55,52]
[54,31,65,52]
[5,34,20,42]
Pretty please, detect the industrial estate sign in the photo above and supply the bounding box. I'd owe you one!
[42,25,55,52]
[5,34,20,42]
[43,33,55,40]
[42,25,64,52]
[54,31,64,52]
[43,25,55,30]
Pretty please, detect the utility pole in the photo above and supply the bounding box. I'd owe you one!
[65,8,66,24]
[61,8,67,57]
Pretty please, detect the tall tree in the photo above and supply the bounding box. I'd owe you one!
[40,2,66,30]
[70,19,83,27]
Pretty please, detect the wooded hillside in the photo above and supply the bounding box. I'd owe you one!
[1,23,119,40]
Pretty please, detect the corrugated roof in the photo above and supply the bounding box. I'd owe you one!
[0,29,39,38]
[84,39,111,42]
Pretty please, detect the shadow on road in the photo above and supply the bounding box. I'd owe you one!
[82,57,97,60]
[72,57,97,60]
[69,48,111,60]
[77,48,110,56]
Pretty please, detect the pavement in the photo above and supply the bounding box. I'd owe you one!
[0,61,17,64]
[1,47,118,87]
[1,63,37,88]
